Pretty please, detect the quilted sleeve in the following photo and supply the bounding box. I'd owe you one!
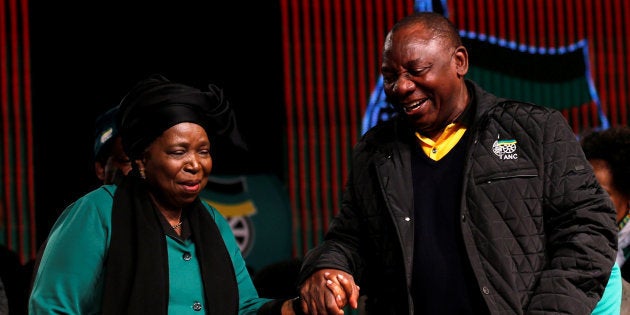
[298,169,364,283]
[527,110,617,314]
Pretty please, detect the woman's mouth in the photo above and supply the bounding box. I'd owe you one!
[181,181,201,193]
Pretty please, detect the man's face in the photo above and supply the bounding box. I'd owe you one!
[381,24,465,135]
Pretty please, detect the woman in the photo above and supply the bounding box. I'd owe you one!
[28,75,299,314]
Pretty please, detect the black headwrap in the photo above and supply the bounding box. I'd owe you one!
[117,74,247,160]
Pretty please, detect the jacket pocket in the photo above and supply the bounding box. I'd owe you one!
[474,167,538,185]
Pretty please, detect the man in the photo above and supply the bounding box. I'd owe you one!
[93,105,132,185]
[297,12,618,314]
[24,105,134,307]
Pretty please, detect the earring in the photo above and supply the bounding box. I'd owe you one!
[139,168,146,179]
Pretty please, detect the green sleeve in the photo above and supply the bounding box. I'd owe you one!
[591,262,622,315]
[29,188,113,315]
[207,204,273,314]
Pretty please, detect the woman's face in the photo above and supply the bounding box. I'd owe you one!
[140,122,212,211]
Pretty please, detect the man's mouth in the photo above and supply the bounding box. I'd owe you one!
[403,98,429,113]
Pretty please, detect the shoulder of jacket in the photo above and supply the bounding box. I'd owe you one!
[82,185,116,201]
[495,99,553,112]
[468,79,556,117]
[362,117,411,142]
[478,98,558,124]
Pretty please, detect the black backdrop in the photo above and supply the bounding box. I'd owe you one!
[29,1,285,245]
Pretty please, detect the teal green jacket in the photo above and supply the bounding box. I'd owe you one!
[29,185,271,314]
[592,262,622,315]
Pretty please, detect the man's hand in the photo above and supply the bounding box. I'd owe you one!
[298,269,360,314]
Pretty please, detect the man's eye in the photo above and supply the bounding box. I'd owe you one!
[408,69,424,77]
[382,75,396,84]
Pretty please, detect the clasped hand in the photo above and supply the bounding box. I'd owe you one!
[296,269,360,315]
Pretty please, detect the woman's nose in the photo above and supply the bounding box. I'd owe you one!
[184,157,200,172]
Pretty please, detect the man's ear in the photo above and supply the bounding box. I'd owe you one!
[454,45,469,77]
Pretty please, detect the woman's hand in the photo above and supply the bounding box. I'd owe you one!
[297,269,360,314]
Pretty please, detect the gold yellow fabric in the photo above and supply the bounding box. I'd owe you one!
[416,123,467,161]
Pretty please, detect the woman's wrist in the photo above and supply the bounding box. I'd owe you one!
[290,296,306,315]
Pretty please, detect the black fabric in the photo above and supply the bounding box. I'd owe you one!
[256,299,284,315]
[0,245,28,315]
[102,175,239,315]
[117,74,247,159]
[410,132,487,314]
[256,298,304,315]
[621,261,630,282]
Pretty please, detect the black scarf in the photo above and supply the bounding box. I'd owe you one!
[102,175,238,314]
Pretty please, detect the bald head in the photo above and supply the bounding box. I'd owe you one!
[385,12,462,52]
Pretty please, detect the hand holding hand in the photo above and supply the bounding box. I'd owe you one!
[297,269,359,315]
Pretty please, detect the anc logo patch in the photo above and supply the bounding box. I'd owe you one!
[492,138,518,160]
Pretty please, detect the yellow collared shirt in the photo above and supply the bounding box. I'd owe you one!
[416,122,467,161]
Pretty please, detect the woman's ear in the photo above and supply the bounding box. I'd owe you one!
[134,159,146,179]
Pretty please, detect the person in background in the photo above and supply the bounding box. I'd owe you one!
[296,12,619,314]
[93,104,132,185]
[254,258,303,300]
[21,104,134,311]
[29,74,340,314]
[0,243,25,315]
[0,277,7,315]
[0,242,29,315]
[581,125,630,313]
[581,126,630,277]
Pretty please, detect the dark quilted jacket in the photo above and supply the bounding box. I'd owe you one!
[299,80,617,314]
